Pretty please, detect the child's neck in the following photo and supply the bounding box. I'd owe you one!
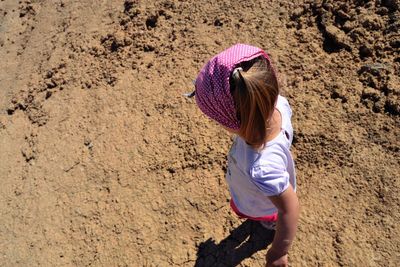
[265,108,282,142]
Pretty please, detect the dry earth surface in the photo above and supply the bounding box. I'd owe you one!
[0,0,399,266]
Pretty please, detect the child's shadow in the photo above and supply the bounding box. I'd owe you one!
[195,220,275,267]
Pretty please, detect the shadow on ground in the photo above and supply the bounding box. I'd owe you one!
[195,220,274,266]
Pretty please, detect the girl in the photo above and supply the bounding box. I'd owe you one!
[187,44,299,267]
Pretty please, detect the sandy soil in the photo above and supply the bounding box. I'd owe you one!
[0,0,399,266]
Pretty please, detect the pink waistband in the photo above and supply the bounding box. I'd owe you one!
[230,199,278,222]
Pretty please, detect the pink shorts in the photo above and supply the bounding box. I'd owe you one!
[230,199,278,222]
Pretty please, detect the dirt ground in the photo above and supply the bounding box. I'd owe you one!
[0,0,399,266]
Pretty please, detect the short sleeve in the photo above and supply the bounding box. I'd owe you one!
[250,154,290,197]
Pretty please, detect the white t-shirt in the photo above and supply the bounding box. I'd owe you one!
[226,95,296,217]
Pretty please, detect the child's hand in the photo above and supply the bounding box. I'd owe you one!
[266,248,288,267]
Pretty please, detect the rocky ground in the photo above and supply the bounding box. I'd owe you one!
[0,0,399,266]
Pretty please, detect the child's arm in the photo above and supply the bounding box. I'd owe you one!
[266,185,299,267]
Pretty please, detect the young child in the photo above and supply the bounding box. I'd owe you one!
[187,44,299,266]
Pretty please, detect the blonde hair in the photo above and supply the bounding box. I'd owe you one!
[230,57,279,149]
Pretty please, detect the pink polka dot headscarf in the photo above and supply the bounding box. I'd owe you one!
[193,43,272,130]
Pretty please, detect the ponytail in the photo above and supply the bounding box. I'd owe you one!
[230,57,279,149]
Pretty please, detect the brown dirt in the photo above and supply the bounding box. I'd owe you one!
[0,0,399,266]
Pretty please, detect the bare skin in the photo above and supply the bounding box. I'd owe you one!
[265,108,283,142]
[266,185,299,267]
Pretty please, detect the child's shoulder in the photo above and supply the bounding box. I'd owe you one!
[256,143,289,168]
[277,95,292,114]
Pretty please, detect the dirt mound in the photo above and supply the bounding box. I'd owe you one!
[0,0,399,266]
[289,0,400,116]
